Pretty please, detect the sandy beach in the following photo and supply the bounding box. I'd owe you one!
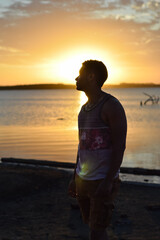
[0,163,160,240]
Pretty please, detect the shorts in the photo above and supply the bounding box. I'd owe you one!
[75,174,121,230]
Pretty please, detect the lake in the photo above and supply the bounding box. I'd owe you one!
[0,88,160,169]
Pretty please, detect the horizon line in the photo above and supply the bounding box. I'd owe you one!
[0,82,160,86]
[0,82,160,89]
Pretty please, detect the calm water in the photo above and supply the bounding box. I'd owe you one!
[0,88,160,169]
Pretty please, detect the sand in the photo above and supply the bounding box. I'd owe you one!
[0,163,160,240]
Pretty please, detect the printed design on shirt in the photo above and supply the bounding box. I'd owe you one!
[79,128,111,150]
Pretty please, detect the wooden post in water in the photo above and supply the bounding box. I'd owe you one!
[141,92,160,105]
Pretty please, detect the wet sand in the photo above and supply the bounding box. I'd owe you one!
[0,163,160,240]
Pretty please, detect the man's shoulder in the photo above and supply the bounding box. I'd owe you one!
[103,93,124,111]
[102,93,127,126]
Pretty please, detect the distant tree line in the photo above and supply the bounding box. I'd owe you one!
[105,83,160,88]
[0,84,75,90]
[0,83,159,90]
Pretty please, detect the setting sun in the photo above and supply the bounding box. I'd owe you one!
[40,47,123,85]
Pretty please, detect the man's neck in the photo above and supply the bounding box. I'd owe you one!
[85,89,104,104]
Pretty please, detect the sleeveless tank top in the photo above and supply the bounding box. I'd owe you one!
[76,92,119,180]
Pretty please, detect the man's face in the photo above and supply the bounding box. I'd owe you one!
[75,66,88,91]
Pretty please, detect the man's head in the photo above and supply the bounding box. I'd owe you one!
[75,60,108,91]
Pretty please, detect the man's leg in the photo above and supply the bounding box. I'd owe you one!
[75,175,91,224]
[90,228,109,240]
[89,177,121,240]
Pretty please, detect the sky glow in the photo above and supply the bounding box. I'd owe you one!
[0,0,160,85]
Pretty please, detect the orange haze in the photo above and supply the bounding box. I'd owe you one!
[0,1,160,86]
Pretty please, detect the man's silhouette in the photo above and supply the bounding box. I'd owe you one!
[68,60,127,240]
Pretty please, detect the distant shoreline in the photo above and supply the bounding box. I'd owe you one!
[1,157,160,176]
[0,83,160,90]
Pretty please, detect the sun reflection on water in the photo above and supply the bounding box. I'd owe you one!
[71,92,88,130]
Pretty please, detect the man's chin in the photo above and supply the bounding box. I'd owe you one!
[76,85,83,91]
[76,87,82,91]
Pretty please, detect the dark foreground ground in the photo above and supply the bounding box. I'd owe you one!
[0,164,160,240]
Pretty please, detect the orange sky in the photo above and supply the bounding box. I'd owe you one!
[0,0,160,86]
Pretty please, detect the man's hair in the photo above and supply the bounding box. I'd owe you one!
[82,60,108,87]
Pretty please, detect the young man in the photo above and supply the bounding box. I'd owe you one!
[68,60,127,240]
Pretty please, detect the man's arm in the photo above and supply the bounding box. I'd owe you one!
[103,97,127,182]
[73,151,79,180]
[95,97,127,196]
[68,151,79,198]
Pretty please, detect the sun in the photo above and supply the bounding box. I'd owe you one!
[55,48,110,83]
[57,55,83,82]
[40,47,123,84]
[52,48,111,82]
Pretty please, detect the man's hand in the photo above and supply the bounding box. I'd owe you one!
[68,179,77,198]
[94,179,113,198]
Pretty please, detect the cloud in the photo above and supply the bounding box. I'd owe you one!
[0,45,22,53]
[120,0,132,4]
[0,44,29,65]
[0,0,32,18]
[132,0,144,10]
[0,0,159,69]
[147,0,160,10]
[0,0,107,19]
[0,0,159,30]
